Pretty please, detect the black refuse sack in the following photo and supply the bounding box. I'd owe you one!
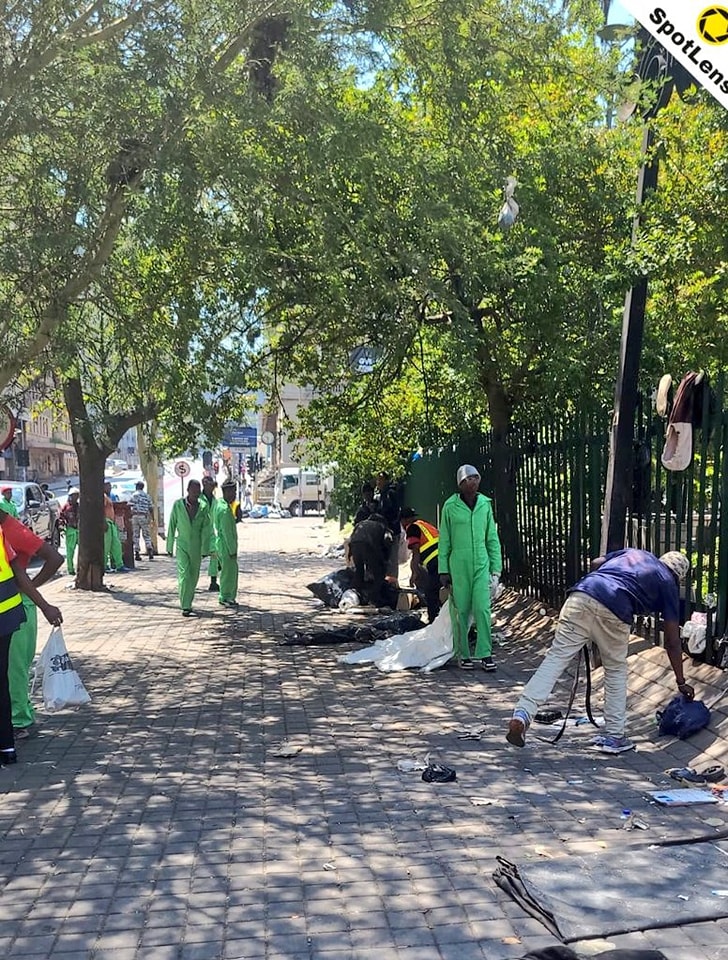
[281,611,425,646]
[656,694,710,739]
[422,763,456,783]
[305,568,356,607]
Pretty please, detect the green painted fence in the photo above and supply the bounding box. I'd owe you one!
[404,374,728,645]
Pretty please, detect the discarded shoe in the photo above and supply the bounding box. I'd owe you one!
[506,710,530,748]
[666,764,725,785]
[594,735,635,754]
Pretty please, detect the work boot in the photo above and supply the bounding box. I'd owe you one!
[208,579,218,592]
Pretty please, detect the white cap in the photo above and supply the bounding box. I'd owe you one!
[456,464,480,486]
[68,487,80,496]
[659,551,689,582]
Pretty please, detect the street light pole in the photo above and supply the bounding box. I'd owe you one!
[599,27,692,553]
[601,124,658,553]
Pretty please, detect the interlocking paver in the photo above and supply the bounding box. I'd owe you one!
[1,516,727,959]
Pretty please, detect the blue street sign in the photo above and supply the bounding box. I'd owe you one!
[225,426,257,447]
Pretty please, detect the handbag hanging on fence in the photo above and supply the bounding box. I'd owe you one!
[32,626,91,711]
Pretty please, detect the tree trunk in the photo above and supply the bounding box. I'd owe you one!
[137,422,161,552]
[76,446,109,591]
[485,380,527,581]
[63,377,111,591]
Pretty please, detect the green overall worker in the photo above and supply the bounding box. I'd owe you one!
[0,487,19,519]
[214,480,239,609]
[166,479,212,617]
[439,464,503,672]
[201,476,219,592]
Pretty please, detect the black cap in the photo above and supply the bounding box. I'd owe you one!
[400,507,418,521]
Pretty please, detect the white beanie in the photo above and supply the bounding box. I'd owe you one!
[456,464,480,485]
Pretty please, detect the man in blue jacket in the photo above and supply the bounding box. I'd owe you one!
[506,549,694,754]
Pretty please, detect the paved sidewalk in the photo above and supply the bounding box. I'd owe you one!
[1,517,727,960]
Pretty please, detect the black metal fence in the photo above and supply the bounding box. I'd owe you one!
[405,374,728,639]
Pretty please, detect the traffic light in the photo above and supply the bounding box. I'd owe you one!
[256,453,264,472]
[247,455,256,476]
[202,450,213,468]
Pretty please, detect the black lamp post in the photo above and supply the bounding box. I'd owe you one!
[600,29,694,553]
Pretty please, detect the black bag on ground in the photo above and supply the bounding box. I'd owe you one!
[656,694,710,739]
[305,568,356,607]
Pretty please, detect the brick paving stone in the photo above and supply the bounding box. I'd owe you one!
[0,517,726,960]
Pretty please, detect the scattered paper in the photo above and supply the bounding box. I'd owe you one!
[270,743,303,758]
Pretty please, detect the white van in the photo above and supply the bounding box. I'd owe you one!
[256,466,333,515]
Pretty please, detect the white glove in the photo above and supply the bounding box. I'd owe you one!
[489,574,502,601]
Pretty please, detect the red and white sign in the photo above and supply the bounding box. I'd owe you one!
[174,460,191,478]
[622,2,728,110]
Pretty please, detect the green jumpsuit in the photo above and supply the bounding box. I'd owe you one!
[213,499,239,604]
[439,492,502,660]
[166,497,211,611]
[202,492,218,581]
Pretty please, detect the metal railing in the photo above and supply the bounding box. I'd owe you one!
[405,375,728,639]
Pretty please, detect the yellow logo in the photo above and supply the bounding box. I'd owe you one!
[698,6,728,44]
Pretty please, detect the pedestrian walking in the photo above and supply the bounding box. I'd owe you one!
[0,524,62,766]
[103,482,128,573]
[213,480,239,609]
[506,549,694,754]
[129,481,155,560]
[59,487,80,575]
[201,476,219,592]
[166,479,212,617]
[0,510,63,739]
[439,464,502,671]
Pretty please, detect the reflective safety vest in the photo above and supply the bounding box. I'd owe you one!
[0,527,25,635]
[411,520,439,571]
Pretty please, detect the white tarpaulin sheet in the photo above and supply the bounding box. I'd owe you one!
[338,601,454,672]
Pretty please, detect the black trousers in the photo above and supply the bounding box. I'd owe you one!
[350,542,387,607]
[414,568,442,623]
[0,633,14,750]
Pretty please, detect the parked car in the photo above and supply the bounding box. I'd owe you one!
[2,481,61,545]
[255,466,333,516]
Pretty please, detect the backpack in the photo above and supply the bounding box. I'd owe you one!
[656,694,710,739]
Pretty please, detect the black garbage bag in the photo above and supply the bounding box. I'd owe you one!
[421,763,456,783]
[353,613,425,643]
[305,568,356,608]
[656,695,710,739]
[518,950,667,960]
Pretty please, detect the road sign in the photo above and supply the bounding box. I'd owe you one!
[622,2,728,111]
[225,426,257,447]
[174,461,191,478]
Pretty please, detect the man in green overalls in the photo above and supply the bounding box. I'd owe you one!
[214,480,239,609]
[439,464,503,671]
[201,476,219,592]
[166,479,211,617]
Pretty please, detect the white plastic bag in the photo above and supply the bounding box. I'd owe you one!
[33,626,91,711]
